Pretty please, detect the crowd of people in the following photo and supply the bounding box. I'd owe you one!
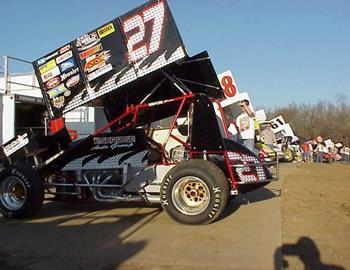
[301,136,349,163]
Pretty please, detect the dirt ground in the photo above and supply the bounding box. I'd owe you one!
[281,162,350,270]
[0,162,349,269]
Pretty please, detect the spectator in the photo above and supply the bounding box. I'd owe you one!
[329,146,338,163]
[315,142,325,163]
[236,99,256,153]
[261,122,277,150]
[311,139,318,162]
[340,146,350,163]
[302,142,311,162]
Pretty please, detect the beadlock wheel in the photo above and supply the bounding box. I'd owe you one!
[161,159,229,225]
[0,163,44,219]
[172,176,210,216]
[0,176,27,211]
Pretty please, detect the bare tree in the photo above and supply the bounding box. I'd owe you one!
[265,95,350,145]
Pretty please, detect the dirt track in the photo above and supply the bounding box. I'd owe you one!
[0,163,349,269]
[281,162,350,269]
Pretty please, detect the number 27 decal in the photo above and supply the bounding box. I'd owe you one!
[122,1,165,63]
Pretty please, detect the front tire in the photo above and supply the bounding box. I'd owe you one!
[0,164,44,219]
[160,159,229,225]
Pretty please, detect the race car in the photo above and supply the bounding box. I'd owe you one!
[0,0,277,225]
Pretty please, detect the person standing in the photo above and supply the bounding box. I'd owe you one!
[302,142,311,162]
[261,122,277,150]
[236,99,256,153]
[315,142,325,163]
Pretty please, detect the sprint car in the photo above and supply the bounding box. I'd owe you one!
[0,0,277,224]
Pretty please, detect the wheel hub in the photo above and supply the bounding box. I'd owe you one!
[0,176,27,211]
[172,176,210,216]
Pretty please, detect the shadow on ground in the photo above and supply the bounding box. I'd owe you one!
[221,186,281,221]
[0,201,162,270]
[275,236,345,270]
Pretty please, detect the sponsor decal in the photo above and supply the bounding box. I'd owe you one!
[59,58,76,72]
[76,32,100,51]
[41,66,60,83]
[45,76,61,90]
[56,51,73,64]
[61,67,79,81]
[39,59,56,75]
[97,23,115,38]
[84,51,111,73]
[44,51,59,62]
[3,133,29,157]
[65,74,80,88]
[64,90,71,97]
[94,136,136,145]
[52,96,65,109]
[37,58,46,65]
[92,135,136,150]
[79,43,102,59]
[59,44,71,54]
[47,84,66,99]
[87,63,113,81]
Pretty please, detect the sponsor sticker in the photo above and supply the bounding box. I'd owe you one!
[59,44,71,54]
[66,74,80,89]
[52,96,65,109]
[61,67,80,81]
[36,51,60,66]
[76,32,100,51]
[3,133,29,156]
[64,90,71,97]
[41,66,60,83]
[84,51,111,73]
[45,51,59,61]
[94,136,136,145]
[45,76,61,90]
[37,58,46,65]
[47,84,67,99]
[59,58,76,72]
[39,59,56,75]
[79,43,102,59]
[87,63,113,81]
[97,23,115,38]
[56,51,73,64]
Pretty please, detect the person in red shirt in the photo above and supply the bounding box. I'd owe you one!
[302,142,311,162]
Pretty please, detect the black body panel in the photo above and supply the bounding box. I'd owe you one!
[191,94,224,152]
[39,129,148,173]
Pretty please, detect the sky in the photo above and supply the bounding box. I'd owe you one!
[0,0,349,108]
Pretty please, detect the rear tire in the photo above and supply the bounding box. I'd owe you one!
[0,163,44,219]
[160,159,229,225]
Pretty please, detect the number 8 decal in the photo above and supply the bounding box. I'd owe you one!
[122,1,165,63]
[221,75,237,97]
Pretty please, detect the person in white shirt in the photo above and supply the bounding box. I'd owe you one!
[236,99,256,153]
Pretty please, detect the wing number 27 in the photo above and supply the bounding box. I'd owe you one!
[122,1,165,63]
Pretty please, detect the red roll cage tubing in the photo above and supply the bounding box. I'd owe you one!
[93,93,238,188]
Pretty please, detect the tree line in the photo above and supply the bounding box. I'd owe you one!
[265,94,350,146]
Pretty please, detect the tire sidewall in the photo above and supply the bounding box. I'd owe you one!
[0,164,43,219]
[161,160,228,224]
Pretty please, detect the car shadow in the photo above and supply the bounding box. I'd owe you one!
[220,186,281,221]
[0,201,162,270]
[274,236,345,270]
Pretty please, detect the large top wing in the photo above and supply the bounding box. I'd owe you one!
[33,0,187,119]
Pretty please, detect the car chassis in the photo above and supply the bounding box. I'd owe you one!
[0,69,278,224]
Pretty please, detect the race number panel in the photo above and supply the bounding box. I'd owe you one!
[33,0,186,118]
[217,70,239,99]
